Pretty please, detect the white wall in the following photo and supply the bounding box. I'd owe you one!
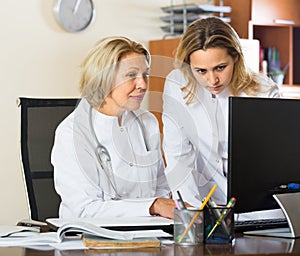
[0,0,207,224]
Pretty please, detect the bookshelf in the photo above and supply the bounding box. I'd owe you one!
[221,0,300,96]
[248,22,299,86]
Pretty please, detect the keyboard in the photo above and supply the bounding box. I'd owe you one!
[234,218,288,232]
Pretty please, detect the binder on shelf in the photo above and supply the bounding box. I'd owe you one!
[160,2,231,36]
[161,14,230,23]
[161,16,231,33]
[161,3,231,14]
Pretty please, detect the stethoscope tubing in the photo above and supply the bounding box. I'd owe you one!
[88,105,149,199]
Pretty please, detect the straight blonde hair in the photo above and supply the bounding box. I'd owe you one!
[80,36,150,107]
[175,17,262,104]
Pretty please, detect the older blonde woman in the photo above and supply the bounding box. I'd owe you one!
[52,36,176,218]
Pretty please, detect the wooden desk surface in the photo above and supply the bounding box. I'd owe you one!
[1,234,300,256]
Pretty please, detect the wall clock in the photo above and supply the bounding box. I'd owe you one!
[53,0,95,33]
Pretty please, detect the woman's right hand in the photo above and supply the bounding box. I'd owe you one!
[149,198,177,219]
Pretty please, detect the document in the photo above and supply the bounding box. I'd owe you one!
[0,222,171,249]
[0,225,40,237]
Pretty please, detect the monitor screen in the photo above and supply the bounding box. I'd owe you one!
[228,96,300,213]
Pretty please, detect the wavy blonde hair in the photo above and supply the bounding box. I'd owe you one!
[175,17,262,104]
[80,36,150,107]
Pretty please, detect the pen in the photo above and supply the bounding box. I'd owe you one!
[178,184,217,243]
[176,191,187,209]
[206,197,236,239]
[279,183,300,190]
[174,199,195,243]
[174,199,181,210]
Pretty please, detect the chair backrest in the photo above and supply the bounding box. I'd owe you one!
[19,97,79,221]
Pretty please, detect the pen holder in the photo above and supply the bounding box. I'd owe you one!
[174,208,204,246]
[204,206,234,244]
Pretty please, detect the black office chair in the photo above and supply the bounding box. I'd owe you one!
[18,97,79,222]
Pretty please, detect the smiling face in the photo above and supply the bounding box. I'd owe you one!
[99,52,149,116]
[190,47,237,95]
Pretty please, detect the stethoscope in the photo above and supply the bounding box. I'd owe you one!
[88,105,150,200]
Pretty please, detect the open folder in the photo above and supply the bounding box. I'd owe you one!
[244,192,300,238]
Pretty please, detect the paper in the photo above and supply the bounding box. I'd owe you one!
[57,222,134,241]
[57,222,171,241]
[47,216,173,229]
[235,209,285,221]
[0,232,58,246]
[0,222,171,250]
[243,228,294,238]
[51,239,85,250]
[0,225,40,237]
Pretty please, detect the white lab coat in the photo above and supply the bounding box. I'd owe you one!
[162,69,280,207]
[52,98,170,218]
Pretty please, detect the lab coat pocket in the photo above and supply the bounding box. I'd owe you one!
[133,149,161,169]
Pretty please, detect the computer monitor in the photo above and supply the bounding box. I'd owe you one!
[228,96,300,214]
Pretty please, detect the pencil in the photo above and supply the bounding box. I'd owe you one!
[206,197,236,239]
[178,184,217,243]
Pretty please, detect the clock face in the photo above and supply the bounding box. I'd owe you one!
[54,0,95,33]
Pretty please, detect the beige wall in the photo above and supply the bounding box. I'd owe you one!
[0,0,207,224]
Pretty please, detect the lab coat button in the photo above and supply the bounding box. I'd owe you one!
[129,163,133,167]
[120,127,124,132]
[216,159,220,163]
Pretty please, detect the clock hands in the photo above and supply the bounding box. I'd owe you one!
[54,0,94,32]
[73,0,82,14]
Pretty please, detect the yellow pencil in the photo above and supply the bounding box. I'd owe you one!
[178,184,217,243]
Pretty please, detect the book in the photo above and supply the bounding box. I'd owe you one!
[83,247,162,254]
[46,216,173,230]
[56,222,171,242]
[57,222,134,241]
[82,234,161,249]
[0,222,171,249]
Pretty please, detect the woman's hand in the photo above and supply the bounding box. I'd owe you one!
[149,198,176,219]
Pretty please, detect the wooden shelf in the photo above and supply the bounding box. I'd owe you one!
[148,38,180,131]
[248,22,300,87]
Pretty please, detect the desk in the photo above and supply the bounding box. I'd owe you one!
[1,234,300,256]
